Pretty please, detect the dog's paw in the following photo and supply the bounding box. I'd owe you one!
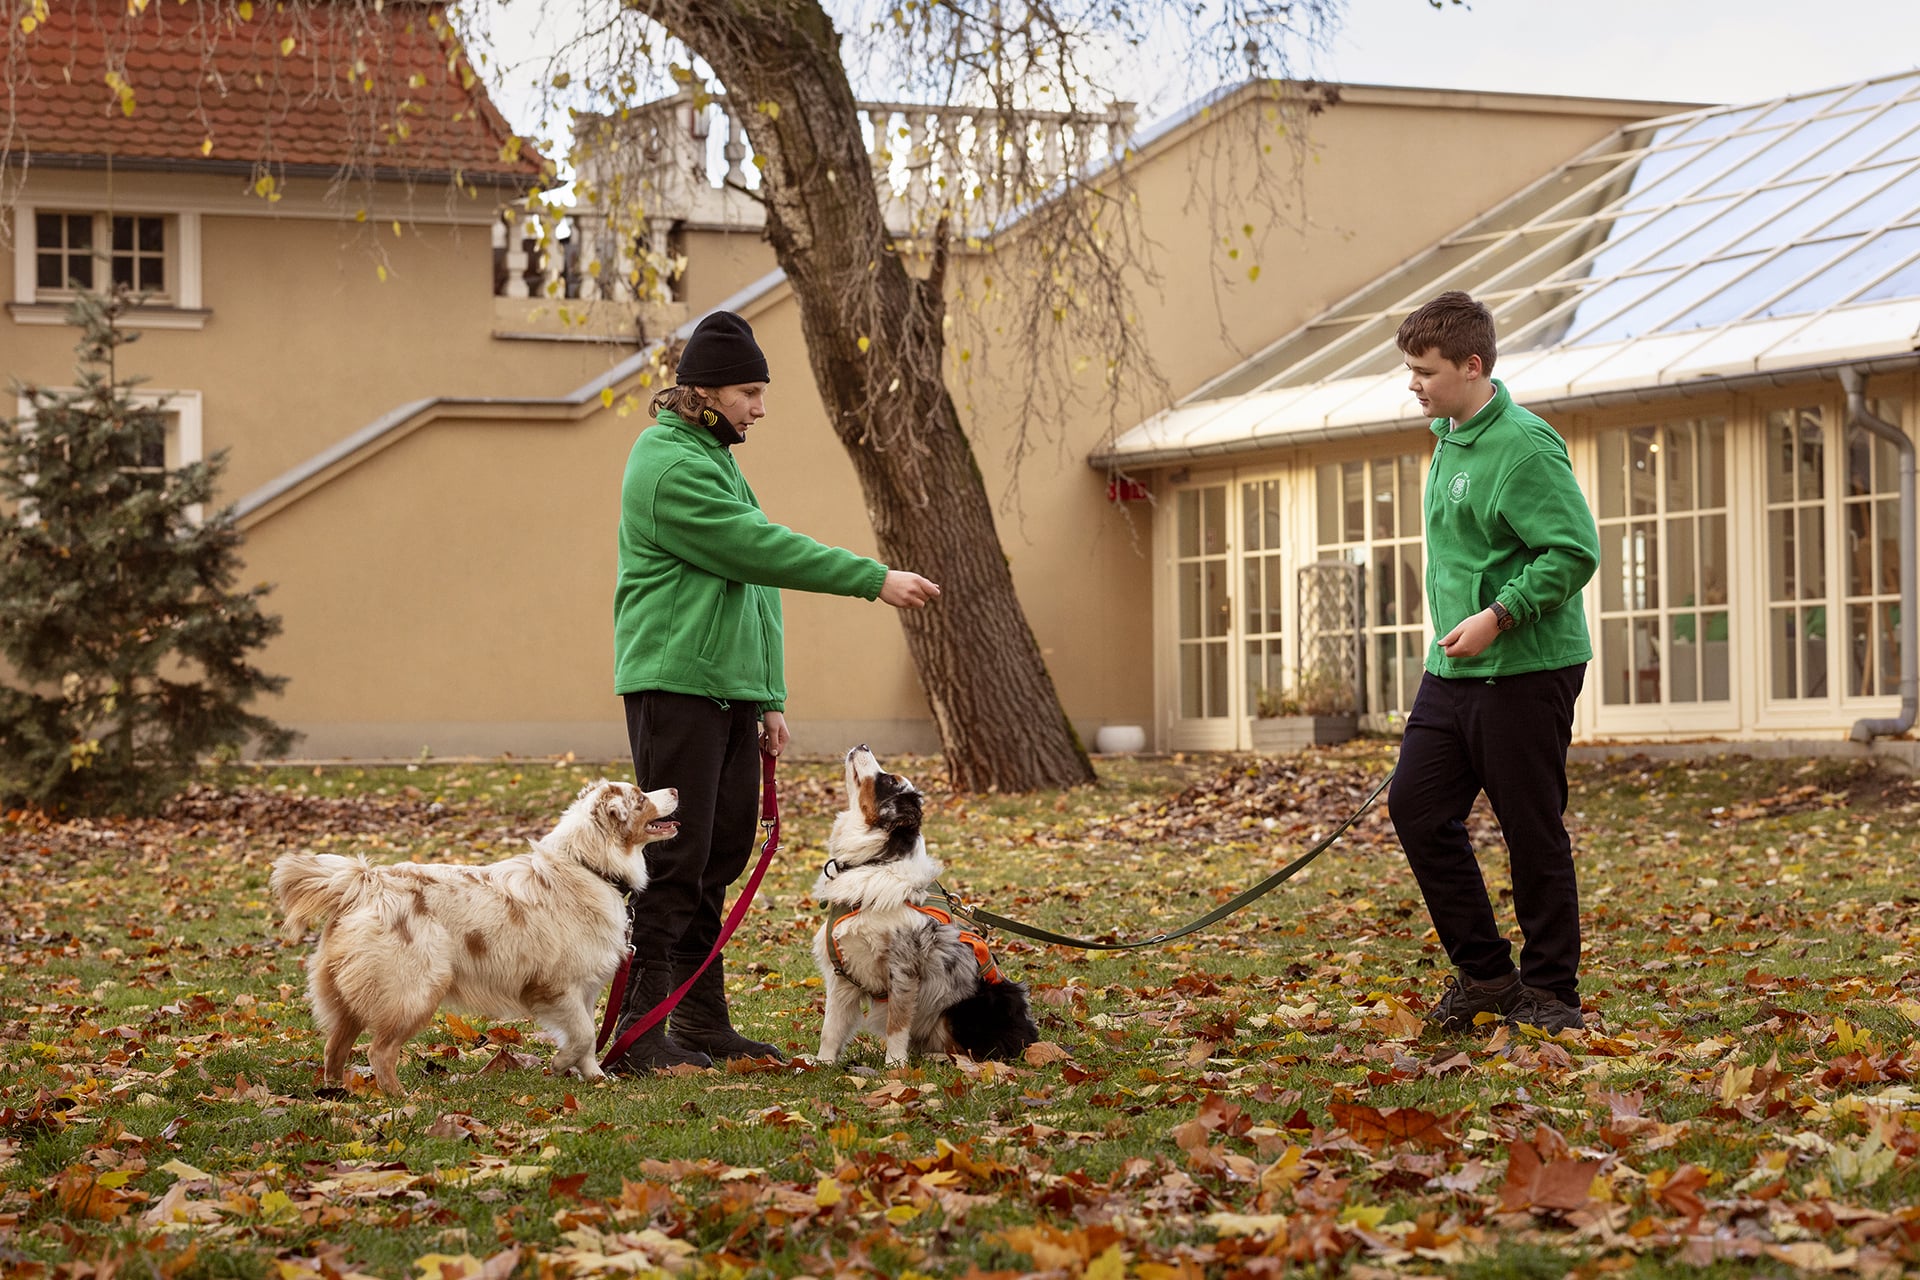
[579,1063,606,1082]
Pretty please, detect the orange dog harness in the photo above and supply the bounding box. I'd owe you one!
[826,902,1003,998]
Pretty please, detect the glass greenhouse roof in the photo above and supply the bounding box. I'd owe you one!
[1106,72,1920,463]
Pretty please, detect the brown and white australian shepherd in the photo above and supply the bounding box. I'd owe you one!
[269,779,678,1095]
[811,745,1039,1067]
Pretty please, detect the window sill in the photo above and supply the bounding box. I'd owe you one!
[9,302,211,330]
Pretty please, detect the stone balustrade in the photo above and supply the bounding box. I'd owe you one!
[493,89,1138,300]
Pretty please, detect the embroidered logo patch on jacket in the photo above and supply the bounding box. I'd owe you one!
[1448,473,1471,502]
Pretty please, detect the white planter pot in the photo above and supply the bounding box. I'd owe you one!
[1094,724,1148,754]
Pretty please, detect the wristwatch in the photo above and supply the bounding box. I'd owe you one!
[1490,601,1519,632]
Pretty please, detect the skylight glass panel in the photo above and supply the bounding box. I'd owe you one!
[1778,105,1920,180]
[1552,268,1684,343]
[1661,239,1862,330]
[1576,254,1763,343]
[1816,164,1920,237]
[1869,119,1920,167]
[1750,89,1850,127]
[1624,133,1783,210]
[1637,185,1818,268]
[1853,253,1920,305]
[1602,141,1711,207]
[1723,166,1901,252]
[1588,197,1737,276]
[1760,224,1920,316]
[1833,77,1919,111]
[1179,70,1920,411]
[1661,105,1766,147]
[1694,116,1857,196]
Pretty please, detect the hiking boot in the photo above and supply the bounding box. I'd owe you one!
[603,960,713,1074]
[1507,985,1586,1034]
[1424,968,1525,1033]
[670,956,786,1063]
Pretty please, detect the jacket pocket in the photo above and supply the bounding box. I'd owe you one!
[1434,568,1485,636]
[696,582,734,662]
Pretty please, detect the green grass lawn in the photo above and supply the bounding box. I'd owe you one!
[1,743,1918,1278]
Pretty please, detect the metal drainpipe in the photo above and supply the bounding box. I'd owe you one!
[1842,365,1918,743]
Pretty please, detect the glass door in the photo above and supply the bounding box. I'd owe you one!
[1169,484,1236,748]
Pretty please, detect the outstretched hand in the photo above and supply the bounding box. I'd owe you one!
[880,570,941,609]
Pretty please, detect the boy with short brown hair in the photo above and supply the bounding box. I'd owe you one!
[1389,291,1601,1034]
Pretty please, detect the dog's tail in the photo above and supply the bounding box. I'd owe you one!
[269,851,373,941]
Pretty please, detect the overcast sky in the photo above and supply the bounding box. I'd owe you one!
[1319,0,1920,111]
[481,1,1920,185]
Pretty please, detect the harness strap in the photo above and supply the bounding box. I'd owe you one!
[825,901,1006,999]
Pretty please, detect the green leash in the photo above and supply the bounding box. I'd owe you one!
[934,769,1394,951]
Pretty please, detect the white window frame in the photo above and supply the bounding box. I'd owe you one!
[11,205,205,328]
[12,389,204,526]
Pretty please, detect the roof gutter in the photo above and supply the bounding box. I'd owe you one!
[1841,365,1918,744]
[1089,351,1920,470]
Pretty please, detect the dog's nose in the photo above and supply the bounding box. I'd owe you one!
[667,788,677,798]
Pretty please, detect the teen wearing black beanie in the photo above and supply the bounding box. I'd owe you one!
[607,309,942,1073]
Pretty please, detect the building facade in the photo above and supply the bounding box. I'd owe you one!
[1103,73,1920,749]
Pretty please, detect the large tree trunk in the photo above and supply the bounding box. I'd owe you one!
[653,1,1095,792]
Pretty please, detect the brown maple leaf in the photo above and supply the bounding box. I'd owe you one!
[1328,1102,1462,1151]
[1497,1128,1601,1214]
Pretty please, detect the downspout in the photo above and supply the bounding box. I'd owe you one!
[1842,365,1918,743]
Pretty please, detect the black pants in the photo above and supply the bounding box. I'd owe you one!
[1388,665,1585,1004]
[623,691,762,968]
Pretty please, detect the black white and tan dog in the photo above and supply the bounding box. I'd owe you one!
[811,745,1039,1066]
[270,778,678,1095]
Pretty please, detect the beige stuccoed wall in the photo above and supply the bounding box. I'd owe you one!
[1,170,639,499]
[675,228,780,315]
[226,86,1687,759]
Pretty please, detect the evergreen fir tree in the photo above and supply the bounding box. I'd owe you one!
[0,289,294,814]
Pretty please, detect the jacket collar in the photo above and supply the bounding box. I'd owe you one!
[655,408,739,452]
[1428,379,1511,446]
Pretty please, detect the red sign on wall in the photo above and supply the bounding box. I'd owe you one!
[1107,477,1151,503]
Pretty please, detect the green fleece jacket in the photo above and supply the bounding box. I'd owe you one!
[1423,380,1599,678]
[614,410,888,708]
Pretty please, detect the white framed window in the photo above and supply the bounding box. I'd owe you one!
[11,206,204,328]
[1594,417,1732,707]
[1842,399,1906,698]
[12,390,204,526]
[1315,452,1426,717]
[1764,405,1833,701]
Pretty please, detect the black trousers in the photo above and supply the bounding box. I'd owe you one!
[622,691,763,968]
[1388,665,1585,1004]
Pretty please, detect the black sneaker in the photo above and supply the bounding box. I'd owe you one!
[1507,985,1586,1033]
[1424,969,1525,1033]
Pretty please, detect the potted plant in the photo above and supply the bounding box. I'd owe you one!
[1250,665,1359,753]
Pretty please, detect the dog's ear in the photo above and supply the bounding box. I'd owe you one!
[594,781,635,828]
[871,772,923,831]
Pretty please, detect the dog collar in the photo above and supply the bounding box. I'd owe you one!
[593,869,636,896]
[822,859,843,879]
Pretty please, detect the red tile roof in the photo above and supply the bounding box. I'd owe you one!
[2,1,547,184]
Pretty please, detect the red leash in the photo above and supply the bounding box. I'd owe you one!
[597,750,781,1070]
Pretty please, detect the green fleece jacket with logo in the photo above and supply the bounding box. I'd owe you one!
[614,410,888,709]
[1423,380,1599,679]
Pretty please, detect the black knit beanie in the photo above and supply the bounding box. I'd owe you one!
[675,310,770,387]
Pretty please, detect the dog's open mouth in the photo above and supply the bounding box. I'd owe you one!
[644,819,680,836]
